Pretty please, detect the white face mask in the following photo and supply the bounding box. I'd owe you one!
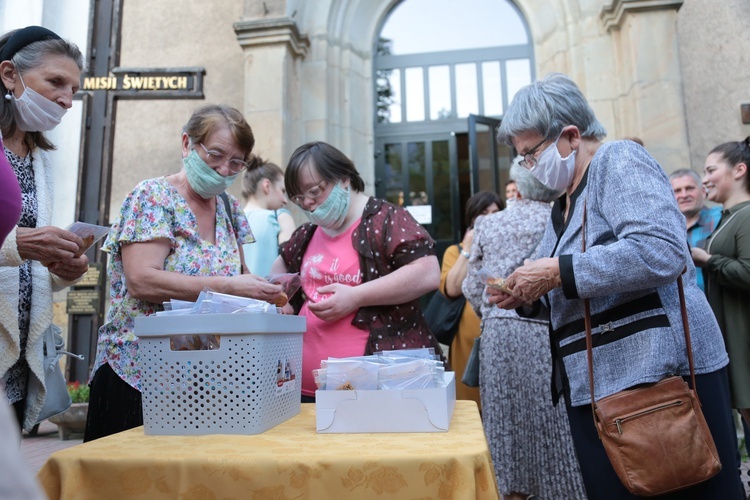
[530,133,576,192]
[11,73,67,132]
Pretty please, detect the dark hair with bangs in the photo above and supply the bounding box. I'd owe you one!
[284,141,365,199]
[465,190,504,228]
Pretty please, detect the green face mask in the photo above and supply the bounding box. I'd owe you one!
[183,149,238,198]
[301,182,351,229]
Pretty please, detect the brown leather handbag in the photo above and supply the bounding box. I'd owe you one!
[582,203,721,496]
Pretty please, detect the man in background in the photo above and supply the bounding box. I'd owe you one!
[669,168,721,292]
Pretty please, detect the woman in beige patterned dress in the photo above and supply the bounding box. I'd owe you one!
[463,163,585,499]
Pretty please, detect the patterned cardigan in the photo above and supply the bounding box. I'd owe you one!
[0,147,81,430]
[280,196,442,355]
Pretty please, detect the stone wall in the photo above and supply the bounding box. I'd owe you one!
[110,0,247,211]
[678,0,750,171]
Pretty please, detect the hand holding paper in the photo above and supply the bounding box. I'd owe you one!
[65,222,111,256]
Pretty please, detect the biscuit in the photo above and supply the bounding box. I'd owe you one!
[487,277,512,293]
[81,234,95,249]
[269,291,288,307]
[336,382,355,390]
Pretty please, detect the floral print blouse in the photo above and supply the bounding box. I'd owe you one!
[92,177,253,391]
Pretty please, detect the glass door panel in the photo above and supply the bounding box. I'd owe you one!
[431,140,454,242]
[468,114,500,194]
[383,143,403,206]
[376,134,459,260]
[455,63,478,118]
[468,114,514,197]
[408,142,427,205]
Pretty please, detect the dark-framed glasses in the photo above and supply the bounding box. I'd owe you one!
[198,143,248,174]
[518,137,548,170]
[291,180,327,205]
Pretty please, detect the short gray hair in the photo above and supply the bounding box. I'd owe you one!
[510,162,561,203]
[497,73,607,146]
[668,168,701,185]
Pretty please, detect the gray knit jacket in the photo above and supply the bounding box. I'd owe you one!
[537,140,728,407]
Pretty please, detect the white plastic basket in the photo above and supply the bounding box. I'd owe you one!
[135,313,305,435]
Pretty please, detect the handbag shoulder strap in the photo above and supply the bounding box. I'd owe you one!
[583,201,699,423]
[220,191,238,237]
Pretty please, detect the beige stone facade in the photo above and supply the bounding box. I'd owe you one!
[678,0,750,171]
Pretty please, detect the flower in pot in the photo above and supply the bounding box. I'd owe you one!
[48,382,90,440]
[67,381,90,404]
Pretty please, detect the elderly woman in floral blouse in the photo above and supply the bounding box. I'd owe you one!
[84,105,283,441]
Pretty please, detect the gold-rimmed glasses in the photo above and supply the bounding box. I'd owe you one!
[198,143,248,174]
[291,180,327,205]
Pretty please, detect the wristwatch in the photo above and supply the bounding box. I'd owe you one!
[459,247,471,259]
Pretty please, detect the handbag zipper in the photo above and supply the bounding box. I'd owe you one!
[614,400,684,434]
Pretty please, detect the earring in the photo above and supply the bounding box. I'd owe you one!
[4,90,11,101]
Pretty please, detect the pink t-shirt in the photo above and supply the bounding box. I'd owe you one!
[300,220,368,396]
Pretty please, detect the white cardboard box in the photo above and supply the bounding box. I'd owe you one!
[315,371,456,433]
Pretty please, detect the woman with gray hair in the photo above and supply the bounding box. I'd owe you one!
[0,26,90,432]
[463,162,585,499]
[488,73,743,498]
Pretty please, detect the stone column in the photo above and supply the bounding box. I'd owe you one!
[234,17,309,167]
[600,0,688,172]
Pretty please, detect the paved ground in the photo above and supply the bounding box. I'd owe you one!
[20,419,750,497]
[20,420,82,474]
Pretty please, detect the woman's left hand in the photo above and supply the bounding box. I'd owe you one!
[504,257,562,303]
[47,254,90,281]
[690,246,710,267]
[307,283,360,322]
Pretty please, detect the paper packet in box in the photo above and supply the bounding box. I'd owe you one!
[324,359,379,390]
[191,289,277,314]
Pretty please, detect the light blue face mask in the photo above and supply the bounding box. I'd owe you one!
[183,149,238,198]
[301,182,351,229]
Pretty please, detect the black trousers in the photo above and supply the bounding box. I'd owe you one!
[83,363,142,442]
[565,367,745,499]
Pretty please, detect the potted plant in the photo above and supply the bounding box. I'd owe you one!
[48,382,89,440]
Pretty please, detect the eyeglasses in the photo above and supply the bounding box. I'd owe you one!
[291,180,327,205]
[518,137,548,170]
[198,143,248,174]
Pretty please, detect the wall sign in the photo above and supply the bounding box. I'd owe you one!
[82,67,205,99]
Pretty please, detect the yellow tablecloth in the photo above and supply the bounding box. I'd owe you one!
[38,400,498,499]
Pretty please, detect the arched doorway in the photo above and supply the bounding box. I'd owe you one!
[373,0,534,257]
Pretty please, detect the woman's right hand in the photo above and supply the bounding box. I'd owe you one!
[461,227,475,251]
[228,274,283,302]
[486,286,526,310]
[16,227,85,263]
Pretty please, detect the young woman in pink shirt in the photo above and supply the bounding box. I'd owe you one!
[272,141,442,401]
